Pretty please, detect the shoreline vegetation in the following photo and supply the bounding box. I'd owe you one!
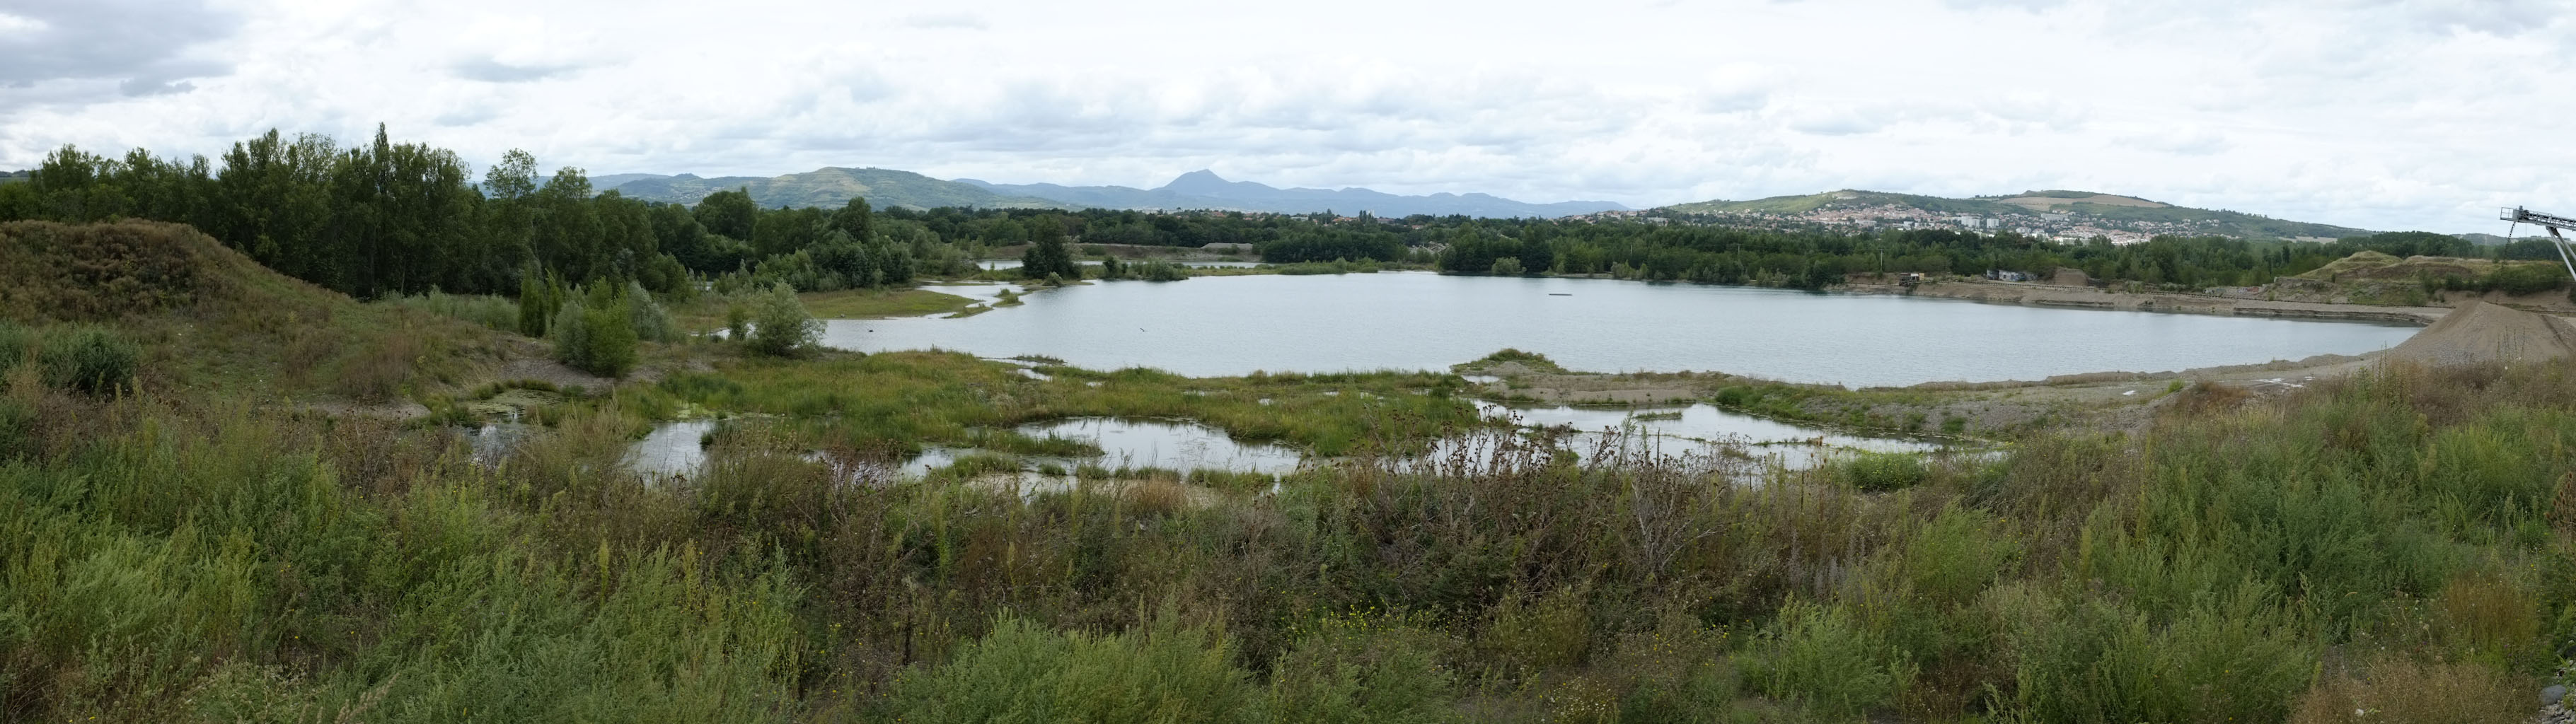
[6,166,2576,720]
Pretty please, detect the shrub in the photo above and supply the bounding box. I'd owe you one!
[1842,452,1928,491]
[1743,600,1911,716]
[890,615,1257,724]
[2485,262,2568,296]
[1491,257,1526,275]
[1481,587,1593,675]
[1136,260,1191,281]
[1267,615,1459,724]
[723,302,750,341]
[746,283,819,357]
[2288,657,2529,724]
[550,285,637,378]
[387,289,518,331]
[0,320,30,376]
[2003,580,2314,724]
[0,394,32,459]
[2433,571,2542,667]
[37,324,138,395]
[624,281,678,343]
[329,333,422,402]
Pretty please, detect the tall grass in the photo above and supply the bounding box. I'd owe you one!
[382,289,519,332]
[4,346,2572,722]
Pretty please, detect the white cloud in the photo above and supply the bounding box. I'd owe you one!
[0,0,2572,232]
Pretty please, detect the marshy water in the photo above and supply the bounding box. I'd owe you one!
[621,416,1303,482]
[623,404,1951,483]
[823,272,2418,387]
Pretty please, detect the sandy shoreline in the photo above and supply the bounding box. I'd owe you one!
[1844,279,2451,325]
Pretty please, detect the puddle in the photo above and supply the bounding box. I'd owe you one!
[1460,375,1502,385]
[1470,401,1948,469]
[627,420,719,481]
[461,423,534,467]
[1014,417,1304,474]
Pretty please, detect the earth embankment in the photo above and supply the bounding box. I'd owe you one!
[2382,299,2576,366]
[1849,279,2449,325]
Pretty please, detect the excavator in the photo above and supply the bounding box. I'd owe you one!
[2501,206,2576,283]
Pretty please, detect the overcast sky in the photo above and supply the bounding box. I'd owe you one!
[1,0,2570,231]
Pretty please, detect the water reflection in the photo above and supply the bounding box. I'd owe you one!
[826,273,2415,385]
[1016,417,1303,474]
[618,402,1961,485]
[627,420,717,481]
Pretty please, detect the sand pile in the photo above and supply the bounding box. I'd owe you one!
[2384,300,2576,366]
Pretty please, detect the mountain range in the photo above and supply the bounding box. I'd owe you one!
[955,170,1630,218]
[591,168,1627,218]
[576,165,2422,240]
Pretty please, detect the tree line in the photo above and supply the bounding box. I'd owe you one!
[4,124,2559,299]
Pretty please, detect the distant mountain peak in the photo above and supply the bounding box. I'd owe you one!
[1160,170,1253,194]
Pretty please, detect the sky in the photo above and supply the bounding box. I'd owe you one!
[1,0,2571,232]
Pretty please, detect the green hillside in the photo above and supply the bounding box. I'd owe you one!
[607,167,1067,210]
[1668,189,2019,216]
[1667,188,2373,240]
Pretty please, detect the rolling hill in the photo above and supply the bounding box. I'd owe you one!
[1667,189,2373,240]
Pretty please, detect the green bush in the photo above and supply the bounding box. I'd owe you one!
[0,395,32,458]
[1842,452,1928,491]
[722,302,750,341]
[1266,615,1458,724]
[0,320,34,375]
[550,285,637,378]
[1743,600,1912,716]
[1136,260,1191,281]
[2484,262,2569,296]
[2002,580,2314,724]
[746,283,819,357]
[386,289,519,331]
[38,324,138,395]
[891,615,1257,724]
[625,281,678,343]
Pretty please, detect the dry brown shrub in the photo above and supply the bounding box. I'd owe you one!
[328,333,421,402]
[1116,477,1190,517]
[2434,571,2542,665]
[2289,657,2528,724]
[2161,380,2253,419]
[0,221,206,322]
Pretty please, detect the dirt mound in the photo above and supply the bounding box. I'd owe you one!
[0,221,218,322]
[2295,251,2497,283]
[2384,300,2576,367]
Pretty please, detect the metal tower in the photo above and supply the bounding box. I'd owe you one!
[2500,206,2576,283]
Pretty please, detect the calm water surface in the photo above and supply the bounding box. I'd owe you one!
[827,273,2417,387]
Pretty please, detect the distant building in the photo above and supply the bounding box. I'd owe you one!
[1985,269,2031,282]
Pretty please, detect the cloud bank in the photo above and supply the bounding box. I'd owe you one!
[1,0,2570,231]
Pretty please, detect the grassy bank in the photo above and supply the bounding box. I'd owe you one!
[4,221,2571,723]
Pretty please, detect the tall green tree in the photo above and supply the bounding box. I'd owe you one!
[693,188,757,240]
[829,197,873,242]
[1021,216,1079,281]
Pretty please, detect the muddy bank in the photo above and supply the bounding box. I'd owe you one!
[1847,279,2448,325]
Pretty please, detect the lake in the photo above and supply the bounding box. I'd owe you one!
[824,272,2420,387]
